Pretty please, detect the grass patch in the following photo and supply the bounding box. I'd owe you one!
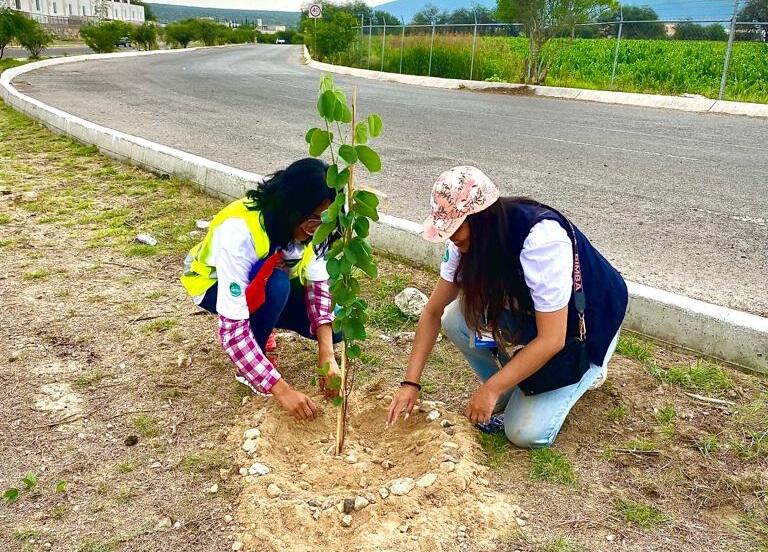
[656,404,677,438]
[529,448,577,486]
[78,539,114,552]
[477,431,511,469]
[0,213,10,224]
[732,430,768,462]
[606,404,627,421]
[536,538,583,552]
[696,433,719,456]
[13,528,38,540]
[369,302,413,332]
[75,369,107,388]
[180,450,231,474]
[616,334,654,363]
[615,498,668,529]
[131,415,160,438]
[648,359,734,396]
[143,318,178,333]
[21,268,64,281]
[117,460,136,474]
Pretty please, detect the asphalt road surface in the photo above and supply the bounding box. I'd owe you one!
[13,45,768,315]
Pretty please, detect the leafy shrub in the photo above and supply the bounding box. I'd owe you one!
[164,20,197,48]
[17,18,51,59]
[131,22,157,51]
[0,8,27,60]
[80,21,132,54]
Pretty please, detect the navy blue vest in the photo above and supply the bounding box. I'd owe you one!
[504,201,628,392]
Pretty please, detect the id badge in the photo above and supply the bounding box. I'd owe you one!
[471,331,498,349]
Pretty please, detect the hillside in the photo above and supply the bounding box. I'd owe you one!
[146,2,300,26]
[376,0,734,24]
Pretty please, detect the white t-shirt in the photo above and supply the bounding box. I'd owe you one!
[193,218,328,320]
[440,219,573,312]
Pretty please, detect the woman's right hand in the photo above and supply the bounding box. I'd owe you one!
[272,380,318,421]
[387,385,420,427]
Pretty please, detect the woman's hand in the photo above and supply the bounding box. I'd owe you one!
[271,379,318,421]
[387,385,419,427]
[465,382,500,425]
[318,355,340,398]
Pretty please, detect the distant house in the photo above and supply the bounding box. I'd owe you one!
[3,0,145,23]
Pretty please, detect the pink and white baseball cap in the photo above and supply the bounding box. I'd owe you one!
[422,166,500,243]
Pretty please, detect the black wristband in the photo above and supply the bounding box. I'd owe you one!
[400,380,422,392]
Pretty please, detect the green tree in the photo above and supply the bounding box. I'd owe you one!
[18,18,52,59]
[131,22,158,50]
[80,21,132,53]
[738,0,768,42]
[446,6,498,24]
[164,20,197,48]
[411,3,449,25]
[497,0,616,83]
[301,2,359,62]
[674,21,727,41]
[598,5,666,39]
[0,8,27,60]
[189,19,222,46]
[372,10,401,26]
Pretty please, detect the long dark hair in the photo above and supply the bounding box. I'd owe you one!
[457,197,544,347]
[245,158,336,250]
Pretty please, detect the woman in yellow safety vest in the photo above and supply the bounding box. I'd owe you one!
[181,158,340,421]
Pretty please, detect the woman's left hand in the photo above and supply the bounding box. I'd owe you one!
[318,355,340,398]
[466,382,500,425]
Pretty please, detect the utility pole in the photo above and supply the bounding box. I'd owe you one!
[719,0,740,100]
[610,5,623,90]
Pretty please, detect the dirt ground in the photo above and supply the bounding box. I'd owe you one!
[1,101,767,552]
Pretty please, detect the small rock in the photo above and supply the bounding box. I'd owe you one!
[383,395,393,402]
[208,483,218,493]
[242,439,259,454]
[478,477,489,486]
[443,427,455,436]
[416,473,438,488]
[196,219,211,230]
[312,508,321,521]
[440,461,456,473]
[298,481,311,491]
[243,428,261,440]
[43,544,51,550]
[381,459,395,470]
[375,394,384,400]
[389,477,415,496]
[224,514,233,523]
[21,191,39,202]
[238,467,248,476]
[299,463,309,473]
[341,514,353,527]
[241,395,250,406]
[378,334,393,343]
[379,487,390,499]
[155,517,173,530]
[515,517,526,527]
[219,468,231,481]
[124,435,139,446]
[252,411,265,426]
[266,484,282,498]
[440,419,454,428]
[248,462,270,476]
[150,461,162,469]
[135,233,158,246]
[173,521,182,529]
[8,352,18,362]
[399,524,410,533]
[232,542,243,551]
[442,441,459,449]
[353,496,370,511]
[394,332,416,345]
[344,454,358,464]
[426,410,441,422]
[606,534,615,542]
[343,498,355,514]
[359,477,368,488]
[307,499,322,508]
[365,492,377,504]
[336,502,345,513]
[395,287,428,317]
[319,437,330,444]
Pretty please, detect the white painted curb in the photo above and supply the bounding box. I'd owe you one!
[302,45,768,119]
[2,49,766,374]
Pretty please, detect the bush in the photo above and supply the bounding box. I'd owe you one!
[0,8,27,60]
[131,22,157,50]
[227,26,255,44]
[80,21,133,53]
[17,18,52,59]
[189,19,221,46]
[164,20,197,48]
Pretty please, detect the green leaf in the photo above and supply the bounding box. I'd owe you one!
[321,200,340,224]
[357,259,378,279]
[348,239,371,267]
[317,362,330,377]
[343,244,359,266]
[55,481,67,493]
[22,473,37,490]
[338,144,358,165]
[344,318,367,340]
[332,396,344,407]
[327,239,344,259]
[336,168,350,190]
[353,216,370,238]
[354,122,369,144]
[4,488,19,503]
[309,130,332,157]
[354,190,380,209]
[326,164,338,188]
[305,127,320,144]
[310,375,317,387]
[312,221,336,246]
[317,89,338,121]
[355,145,381,173]
[347,344,362,359]
[326,257,341,278]
[327,375,342,391]
[352,199,379,222]
[367,113,383,137]
[319,73,334,92]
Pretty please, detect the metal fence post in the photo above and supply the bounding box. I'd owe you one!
[381,20,387,72]
[610,7,623,90]
[470,13,478,80]
[399,19,405,74]
[360,13,364,66]
[428,23,436,77]
[367,19,373,70]
[719,0,740,100]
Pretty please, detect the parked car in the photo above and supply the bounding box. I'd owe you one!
[117,36,132,48]
[275,38,286,44]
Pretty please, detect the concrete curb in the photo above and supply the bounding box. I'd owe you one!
[2,49,766,373]
[302,46,768,119]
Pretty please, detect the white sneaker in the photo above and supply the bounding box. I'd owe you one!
[589,364,608,391]
[235,375,271,396]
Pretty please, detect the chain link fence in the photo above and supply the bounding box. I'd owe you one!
[337,18,768,104]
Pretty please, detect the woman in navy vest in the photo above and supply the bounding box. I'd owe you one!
[387,166,628,447]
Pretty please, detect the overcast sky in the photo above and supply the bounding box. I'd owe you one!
[148,1,389,11]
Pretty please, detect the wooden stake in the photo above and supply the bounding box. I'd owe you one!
[335,86,357,457]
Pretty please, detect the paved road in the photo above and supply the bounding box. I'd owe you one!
[13,45,768,315]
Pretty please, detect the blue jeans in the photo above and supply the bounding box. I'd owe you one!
[441,300,618,448]
[199,269,340,350]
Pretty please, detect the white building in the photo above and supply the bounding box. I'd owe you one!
[4,0,145,23]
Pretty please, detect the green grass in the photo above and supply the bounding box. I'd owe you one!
[656,404,677,438]
[478,431,512,469]
[696,433,719,456]
[78,539,114,552]
[13,528,38,540]
[131,415,160,438]
[529,448,578,486]
[21,268,64,281]
[615,498,668,529]
[0,59,29,75]
[616,334,654,363]
[620,438,658,452]
[732,429,768,461]
[0,213,10,225]
[143,318,179,333]
[180,451,231,474]
[343,34,768,103]
[116,460,136,474]
[75,369,107,388]
[606,404,627,421]
[536,538,583,552]
[648,359,734,396]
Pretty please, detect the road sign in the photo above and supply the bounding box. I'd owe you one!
[308,3,322,18]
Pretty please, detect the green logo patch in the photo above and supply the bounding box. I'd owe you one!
[229,282,242,297]
[442,247,450,262]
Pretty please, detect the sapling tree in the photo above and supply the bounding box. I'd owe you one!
[305,74,383,454]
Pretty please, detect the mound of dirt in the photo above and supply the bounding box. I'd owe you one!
[230,384,524,552]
